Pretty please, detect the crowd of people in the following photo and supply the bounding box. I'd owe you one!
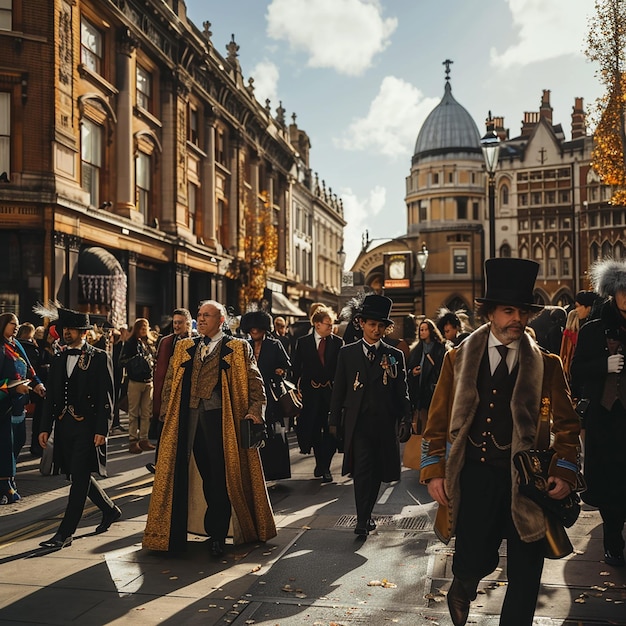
[1,255,625,625]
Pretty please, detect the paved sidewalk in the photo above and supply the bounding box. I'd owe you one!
[0,424,625,625]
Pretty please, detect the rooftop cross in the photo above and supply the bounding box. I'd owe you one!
[443,59,453,81]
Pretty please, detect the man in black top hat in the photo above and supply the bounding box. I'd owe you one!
[38,308,121,549]
[329,295,412,536]
[420,259,581,626]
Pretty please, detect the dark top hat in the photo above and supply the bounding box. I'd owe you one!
[56,308,93,330]
[358,295,393,326]
[240,310,273,334]
[476,258,543,311]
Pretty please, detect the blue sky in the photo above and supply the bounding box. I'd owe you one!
[184,0,603,267]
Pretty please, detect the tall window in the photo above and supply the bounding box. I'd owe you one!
[0,92,10,175]
[500,185,509,205]
[81,119,102,206]
[547,244,558,277]
[0,0,11,30]
[81,17,102,74]
[136,152,151,221]
[533,245,543,276]
[136,65,151,111]
[217,198,229,248]
[189,107,199,145]
[187,182,197,232]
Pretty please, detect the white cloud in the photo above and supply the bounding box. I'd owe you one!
[490,0,592,68]
[335,76,439,158]
[249,60,280,108]
[341,185,386,267]
[266,0,397,76]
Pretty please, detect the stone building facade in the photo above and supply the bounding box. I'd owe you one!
[351,65,617,328]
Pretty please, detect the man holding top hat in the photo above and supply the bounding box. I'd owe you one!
[420,259,581,626]
[329,294,412,536]
[38,307,120,549]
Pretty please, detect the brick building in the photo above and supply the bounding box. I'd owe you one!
[0,0,345,326]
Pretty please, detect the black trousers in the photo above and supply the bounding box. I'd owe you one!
[453,461,544,626]
[192,409,231,540]
[57,424,115,539]
[351,412,383,525]
[600,505,626,554]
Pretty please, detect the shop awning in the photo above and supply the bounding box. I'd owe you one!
[77,246,127,327]
[271,291,308,317]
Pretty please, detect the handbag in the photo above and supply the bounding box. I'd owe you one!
[239,418,267,449]
[513,448,583,528]
[39,427,55,476]
[273,379,302,419]
[513,394,585,558]
[574,398,590,419]
[402,418,422,470]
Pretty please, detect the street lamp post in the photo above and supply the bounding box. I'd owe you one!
[480,112,501,259]
[416,243,429,316]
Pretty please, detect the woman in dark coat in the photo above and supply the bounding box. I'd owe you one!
[241,311,292,481]
[407,318,446,434]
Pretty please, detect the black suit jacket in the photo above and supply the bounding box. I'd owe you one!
[329,340,411,480]
[41,344,114,476]
[292,332,343,393]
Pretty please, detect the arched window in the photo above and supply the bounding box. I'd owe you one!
[500,185,509,206]
[500,243,511,258]
[602,240,612,258]
[561,244,572,277]
[519,245,529,259]
[533,245,544,276]
[547,244,558,277]
[590,242,600,264]
[615,241,624,259]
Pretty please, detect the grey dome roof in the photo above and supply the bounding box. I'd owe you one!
[413,81,482,161]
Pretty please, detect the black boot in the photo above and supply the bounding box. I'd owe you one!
[447,577,478,626]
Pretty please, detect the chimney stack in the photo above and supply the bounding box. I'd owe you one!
[571,97,586,139]
[540,89,553,124]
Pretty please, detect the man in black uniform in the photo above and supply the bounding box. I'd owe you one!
[38,308,121,549]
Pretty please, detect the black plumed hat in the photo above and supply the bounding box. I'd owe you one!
[358,295,393,326]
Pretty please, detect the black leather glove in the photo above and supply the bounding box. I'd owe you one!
[398,420,412,443]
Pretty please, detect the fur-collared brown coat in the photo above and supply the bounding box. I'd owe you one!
[420,324,581,544]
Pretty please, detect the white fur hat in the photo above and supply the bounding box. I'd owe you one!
[590,258,626,297]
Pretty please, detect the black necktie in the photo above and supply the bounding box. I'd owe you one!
[66,348,82,356]
[492,344,509,382]
[363,341,377,363]
[202,335,211,345]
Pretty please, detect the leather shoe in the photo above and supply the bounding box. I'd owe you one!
[129,442,142,454]
[447,577,472,626]
[145,462,156,474]
[209,539,225,557]
[139,439,156,451]
[604,550,625,567]
[313,465,322,478]
[321,472,333,483]
[354,525,369,536]
[367,518,377,532]
[95,505,122,534]
[40,533,72,549]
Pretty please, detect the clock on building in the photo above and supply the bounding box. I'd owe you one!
[389,258,406,280]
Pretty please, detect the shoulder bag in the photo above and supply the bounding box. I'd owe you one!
[513,395,586,559]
